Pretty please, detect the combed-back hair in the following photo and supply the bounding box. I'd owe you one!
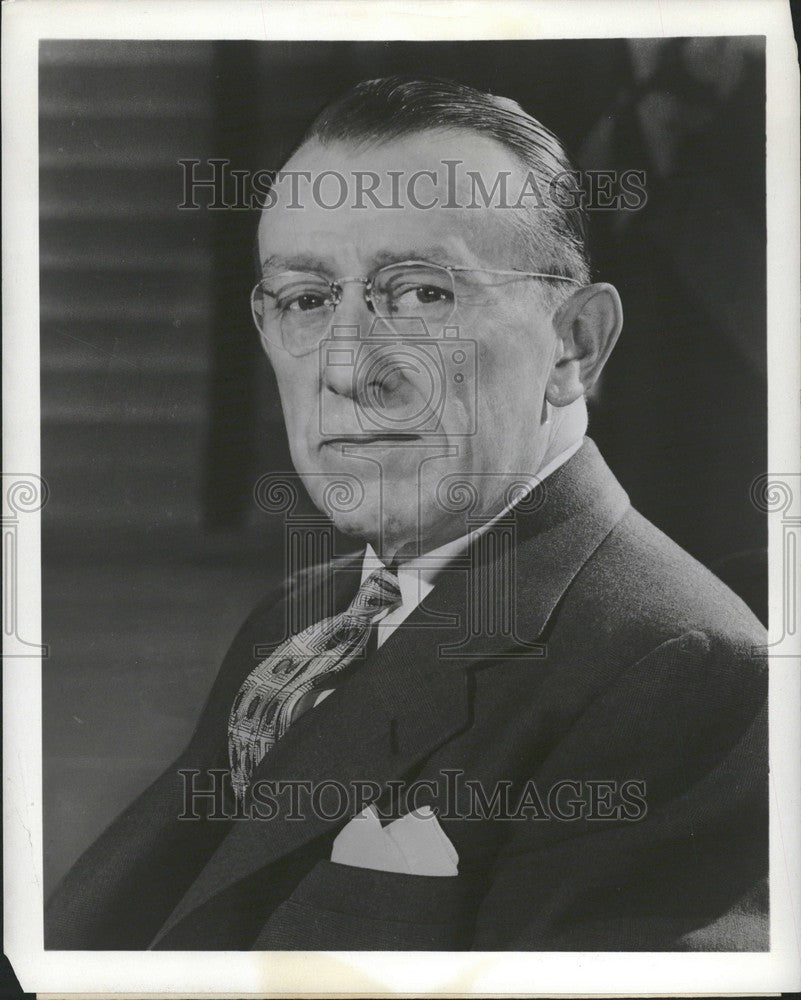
[298,75,591,295]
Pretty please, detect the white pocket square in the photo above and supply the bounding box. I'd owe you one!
[331,805,459,876]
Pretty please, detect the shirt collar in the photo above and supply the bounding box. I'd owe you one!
[360,438,584,607]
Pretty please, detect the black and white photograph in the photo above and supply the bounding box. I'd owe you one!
[3,0,800,996]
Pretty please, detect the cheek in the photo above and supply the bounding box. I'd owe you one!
[271,363,317,456]
[471,332,542,440]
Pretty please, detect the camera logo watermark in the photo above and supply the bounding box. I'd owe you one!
[318,318,478,439]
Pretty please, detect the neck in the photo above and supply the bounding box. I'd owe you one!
[368,405,588,564]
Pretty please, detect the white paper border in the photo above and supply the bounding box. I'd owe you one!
[3,0,800,994]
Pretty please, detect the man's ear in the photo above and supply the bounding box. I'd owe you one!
[545,283,623,406]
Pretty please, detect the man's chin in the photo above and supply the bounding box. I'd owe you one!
[329,502,425,555]
[329,509,377,541]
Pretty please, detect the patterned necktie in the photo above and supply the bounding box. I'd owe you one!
[228,566,402,801]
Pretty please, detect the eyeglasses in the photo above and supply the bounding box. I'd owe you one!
[250,259,581,357]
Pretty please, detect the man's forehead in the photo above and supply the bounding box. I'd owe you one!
[281,129,521,176]
[259,241,471,275]
[257,131,528,270]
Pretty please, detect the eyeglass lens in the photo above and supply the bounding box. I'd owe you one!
[252,262,457,354]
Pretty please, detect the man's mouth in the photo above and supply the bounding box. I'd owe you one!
[321,433,423,448]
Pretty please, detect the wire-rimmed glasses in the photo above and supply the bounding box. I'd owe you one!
[250,259,580,357]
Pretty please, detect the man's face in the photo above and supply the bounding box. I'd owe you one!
[256,130,560,557]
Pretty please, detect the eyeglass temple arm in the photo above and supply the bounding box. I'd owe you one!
[447,266,581,285]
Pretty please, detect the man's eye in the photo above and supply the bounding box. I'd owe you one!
[283,292,327,313]
[416,284,452,304]
[394,284,453,307]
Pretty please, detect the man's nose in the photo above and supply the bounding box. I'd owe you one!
[333,279,374,331]
[320,283,373,398]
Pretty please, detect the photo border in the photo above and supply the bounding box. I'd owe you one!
[3,0,799,994]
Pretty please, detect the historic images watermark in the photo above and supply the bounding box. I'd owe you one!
[2,474,49,658]
[750,473,800,659]
[178,159,648,213]
[178,767,648,823]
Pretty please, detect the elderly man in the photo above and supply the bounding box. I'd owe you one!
[46,76,767,951]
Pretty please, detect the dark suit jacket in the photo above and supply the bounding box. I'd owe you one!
[45,439,768,950]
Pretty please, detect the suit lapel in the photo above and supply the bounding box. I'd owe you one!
[440,436,631,659]
[153,438,629,943]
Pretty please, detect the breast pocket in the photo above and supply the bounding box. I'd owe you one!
[253,859,479,950]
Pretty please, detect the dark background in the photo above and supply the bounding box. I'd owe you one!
[41,38,766,895]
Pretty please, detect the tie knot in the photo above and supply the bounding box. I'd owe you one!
[350,566,402,620]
